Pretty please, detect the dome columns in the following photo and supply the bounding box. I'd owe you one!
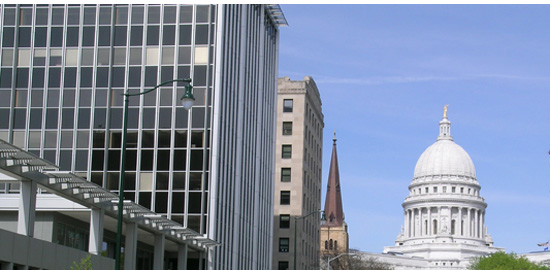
[402,206,485,240]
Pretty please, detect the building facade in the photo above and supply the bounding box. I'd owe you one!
[273,76,324,270]
[0,4,285,269]
[320,133,349,270]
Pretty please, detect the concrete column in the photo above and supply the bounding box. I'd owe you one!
[458,208,462,236]
[88,208,104,255]
[428,207,433,235]
[479,212,485,239]
[124,222,138,270]
[177,243,188,270]
[467,208,471,237]
[475,210,479,238]
[199,249,205,270]
[411,208,416,237]
[1,262,14,270]
[17,180,37,237]
[418,207,424,236]
[404,209,410,237]
[154,234,165,270]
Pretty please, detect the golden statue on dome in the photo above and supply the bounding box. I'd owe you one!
[443,104,449,118]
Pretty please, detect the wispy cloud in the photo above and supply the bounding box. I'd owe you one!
[313,74,550,86]
[484,190,550,207]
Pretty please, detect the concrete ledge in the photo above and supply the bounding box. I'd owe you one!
[0,228,114,270]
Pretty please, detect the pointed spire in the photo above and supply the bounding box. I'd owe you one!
[438,105,453,141]
[323,132,345,227]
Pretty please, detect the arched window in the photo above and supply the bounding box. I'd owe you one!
[461,220,464,236]
[329,239,333,250]
[334,241,338,250]
[433,220,438,235]
[325,240,328,250]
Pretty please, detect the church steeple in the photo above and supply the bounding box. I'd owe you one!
[323,131,345,227]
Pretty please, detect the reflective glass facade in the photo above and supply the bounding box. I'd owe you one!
[0,4,282,269]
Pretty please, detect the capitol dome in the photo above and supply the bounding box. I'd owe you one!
[412,113,477,181]
[413,139,476,179]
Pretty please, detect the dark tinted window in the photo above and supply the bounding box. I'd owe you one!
[80,67,93,87]
[18,28,32,47]
[32,68,45,88]
[66,28,79,47]
[82,27,96,46]
[162,25,175,45]
[130,26,143,46]
[64,68,77,88]
[195,25,209,44]
[98,27,111,46]
[2,28,14,47]
[179,25,191,45]
[0,69,13,88]
[16,68,29,88]
[48,68,61,88]
[34,28,47,47]
[147,26,159,45]
[50,28,63,47]
[114,26,127,46]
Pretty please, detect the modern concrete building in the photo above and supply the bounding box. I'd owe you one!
[273,76,324,270]
[0,4,286,269]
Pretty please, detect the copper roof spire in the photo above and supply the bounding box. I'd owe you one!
[323,131,345,227]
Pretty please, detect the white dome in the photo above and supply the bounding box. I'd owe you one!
[413,139,476,179]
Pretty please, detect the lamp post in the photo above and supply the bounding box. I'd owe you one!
[327,252,356,270]
[114,78,195,270]
[293,210,325,270]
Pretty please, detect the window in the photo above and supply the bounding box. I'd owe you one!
[278,261,289,270]
[425,187,429,193]
[283,99,293,112]
[279,215,290,228]
[282,145,292,159]
[452,186,456,193]
[280,191,290,205]
[282,121,292,135]
[443,186,447,193]
[281,168,291,182]
[279,238,289,252]
[433,186,438,193]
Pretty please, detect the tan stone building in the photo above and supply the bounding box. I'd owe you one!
[273,77,324,270]
[320,134,350,269]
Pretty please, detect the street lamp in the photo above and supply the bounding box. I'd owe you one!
[114,78,194,270]
[327,252,357,270]
[293,209,325,270]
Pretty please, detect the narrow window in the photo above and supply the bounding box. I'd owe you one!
[433,220,438,235]
[279,238,289,253]
[279,215,290,228]
[280,191,290,205]
[281,168,291,182]
[282,121,292,135]
[283,99,293,112]
[278,262,289,270]
[282,145,292,159]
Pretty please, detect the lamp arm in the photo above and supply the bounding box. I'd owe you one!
[126,78,192,97]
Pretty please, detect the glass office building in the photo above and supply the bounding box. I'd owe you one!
[0,4,285,269]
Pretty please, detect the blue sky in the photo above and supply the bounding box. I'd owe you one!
[278,4,550,254]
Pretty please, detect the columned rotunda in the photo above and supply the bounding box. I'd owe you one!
[383,108,503,268]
